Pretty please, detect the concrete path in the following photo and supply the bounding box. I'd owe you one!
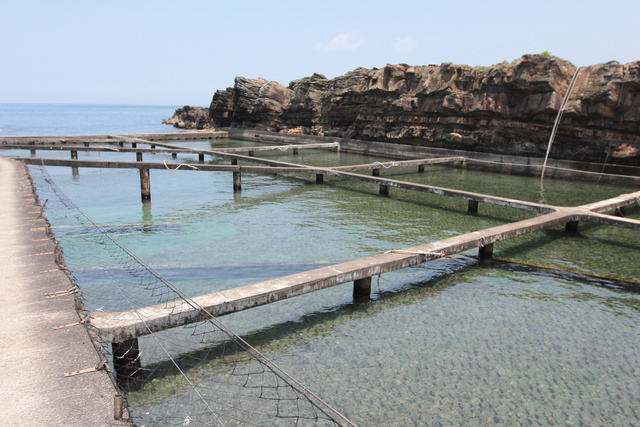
[0,157,129,426]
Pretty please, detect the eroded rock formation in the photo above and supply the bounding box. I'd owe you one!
[165,54,640,164]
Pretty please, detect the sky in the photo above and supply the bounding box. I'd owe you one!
[1,0,638,107]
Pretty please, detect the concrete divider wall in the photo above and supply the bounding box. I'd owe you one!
[229,128,640,185]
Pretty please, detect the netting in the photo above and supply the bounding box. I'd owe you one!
[30,163,355,427]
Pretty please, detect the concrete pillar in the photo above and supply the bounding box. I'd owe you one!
[137,152,151,201]
[353,277,372,301]
[418,165,425,173]
[372,169,380,177]
[565,221,578,233]
[316,174,324,184]
[71,150,79,175]
[233,170,241,192]
[478,243,494,260]
[112,338,141,380]
[379,184,389,196]
[468,200,479,214]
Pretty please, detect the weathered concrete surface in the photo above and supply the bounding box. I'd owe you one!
[0,157,129,426]
[90,192,640,343]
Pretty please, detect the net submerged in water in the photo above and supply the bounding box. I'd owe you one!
[31,163,355,426]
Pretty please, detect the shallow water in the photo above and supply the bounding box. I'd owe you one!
[4,106,640,425]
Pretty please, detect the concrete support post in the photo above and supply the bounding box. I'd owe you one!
[316,174,324,184]
[233,170,241,192]
[565,221,579,233]
[112,338,141,380]
[114,394,124,420]
[468,200,479,214]
[137,152,151,201]
[372,169,380,177]
[379,184,389,196]
[71,150,79,175]
[353,277,372,300]
[478,243,494,260]
[418,165,425,173]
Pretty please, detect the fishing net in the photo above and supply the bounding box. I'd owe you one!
[29,163,354,426]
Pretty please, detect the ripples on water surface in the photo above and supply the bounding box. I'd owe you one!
[17,138,640,425]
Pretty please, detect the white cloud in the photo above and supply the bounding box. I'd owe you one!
[395,36,418,53]
[315,32,364,52]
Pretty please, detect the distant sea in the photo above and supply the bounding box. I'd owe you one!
[0,103,185,136]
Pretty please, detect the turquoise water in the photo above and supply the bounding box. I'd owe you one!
[3,105,640,425]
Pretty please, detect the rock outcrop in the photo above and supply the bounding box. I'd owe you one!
[162,106,212,129]
[165,55,640,164]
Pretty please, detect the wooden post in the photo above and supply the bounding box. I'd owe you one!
[131,142,137,148]
[172,153,177,159]
[119,141,124,147]
[468,199,479,213]
[316,174,324,184]
[199,153,205,162]
[478,243,494,260]
[30,149,36,156]
[248,151,255,157]
[616,206,627,217]
[293,148,299,155]
[112,338,141,380]
[379,184,389,195]
[233,170,241,192]
[84,142,89,147]
[565,221,578,233]
[372,169,380,177]
[418,165,425,173]
[353,277,372,301]
[231,159,238,166]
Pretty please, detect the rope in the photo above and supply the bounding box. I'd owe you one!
[276,145,293,151]
[385,249,445,258]
[373,161,397,169]
[163,160,199,171]
[493,256,640,285]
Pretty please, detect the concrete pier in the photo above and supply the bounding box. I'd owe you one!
[0,157,129,425]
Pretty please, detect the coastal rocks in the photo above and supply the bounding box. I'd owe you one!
[162,106,211,129]
[167,54,640,164]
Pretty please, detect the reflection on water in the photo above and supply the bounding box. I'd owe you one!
[27,139,640,425]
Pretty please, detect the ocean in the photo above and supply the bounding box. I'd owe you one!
[2,104,640,426]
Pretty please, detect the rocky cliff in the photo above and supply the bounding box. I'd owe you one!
[166,54,640,164]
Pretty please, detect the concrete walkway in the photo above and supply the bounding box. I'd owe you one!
[0,157,129,426]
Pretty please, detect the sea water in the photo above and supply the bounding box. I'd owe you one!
[2,104,640,425]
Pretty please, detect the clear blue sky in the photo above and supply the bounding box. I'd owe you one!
[1,0,638,106]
